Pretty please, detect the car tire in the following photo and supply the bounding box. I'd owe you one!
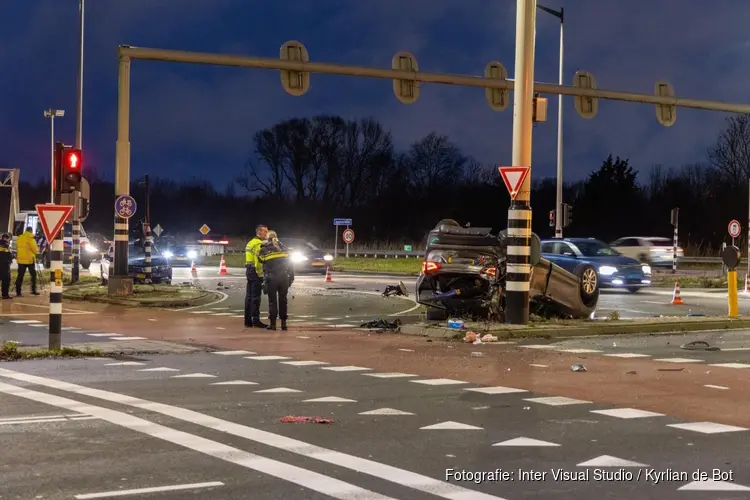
[574,263,600,308]
[627,286,641,293]
[425,307,447,321]
[81,258,91,270]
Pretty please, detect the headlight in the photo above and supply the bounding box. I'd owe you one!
[163,251,173,258]
[187,250,197,259]
[290,252,308,263]
[599,266,618,276]
[323,254,333,261]
[85,246,98,254]
[641,265,651,275]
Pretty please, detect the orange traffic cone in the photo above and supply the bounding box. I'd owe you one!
[191,261,197,275]
[218,255,228,276]
[671,280,684,305]
[324,264,333,283]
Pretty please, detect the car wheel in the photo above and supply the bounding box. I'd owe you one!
[574,264,599,308]
[425,307,447,321]
[627,286,641,293]
[81,257,91,270]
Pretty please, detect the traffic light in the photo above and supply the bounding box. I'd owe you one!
[562,203,573,228]
[548,210,556,227]
[61,147,82,193]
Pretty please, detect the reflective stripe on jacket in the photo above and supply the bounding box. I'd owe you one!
[245,237,264,275]
[259,242,294,281]
[16,232,39,265]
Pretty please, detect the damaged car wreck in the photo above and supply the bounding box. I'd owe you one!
[416,220,600,321]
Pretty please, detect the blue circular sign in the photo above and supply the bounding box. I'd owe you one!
[115,195,137,219]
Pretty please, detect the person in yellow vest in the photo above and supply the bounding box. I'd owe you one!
[258,231,295,331]
[244,224,268,328]
[15,227,40,297]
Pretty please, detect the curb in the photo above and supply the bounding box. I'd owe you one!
[62,287,221,308]
[401,317,750,340]
[331,268,420,277]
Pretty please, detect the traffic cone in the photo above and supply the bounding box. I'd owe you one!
[191,261,197,275]
[324,264,333,283]
[218,255,228,276]
[671,280,684,305]
[744,274,750,294]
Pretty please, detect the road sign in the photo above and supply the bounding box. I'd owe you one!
[333,218,352,226]
[153,224,163,237]
[498,166,530,200]
[199,224,211,235]
[342,228,355,244]
[35,204,74,242]
[114,195,137,219]
[484,61,509,111]
[392,51,419,104]
[655,80,676,127]
[729,219,742,238]
[403,244,413,252]
[573,71,598,119]
[280,40,310,96]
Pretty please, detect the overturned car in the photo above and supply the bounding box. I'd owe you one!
[416,220,600,321]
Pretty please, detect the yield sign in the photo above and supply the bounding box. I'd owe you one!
[35,204,74,242]
[498,166,530,200]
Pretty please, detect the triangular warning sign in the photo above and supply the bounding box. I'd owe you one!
[498,166,530,200]
[35,204,74,242]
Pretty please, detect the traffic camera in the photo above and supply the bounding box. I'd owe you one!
[61,147,82,193]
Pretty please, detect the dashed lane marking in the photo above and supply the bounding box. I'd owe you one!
[704,384,729,390]
[708,363,750,369]
[420,421,483,430]
[410,378,468,386]
[556,348,603,354]
[74,482,225,499]
[321,366,372,372]
[281,361,329,366]
[519,345,557,350]
[363,373,417,379]
[652,358,704,363]
[667,422,748,434]
[138,368,180,372]
[211,313,234,316]
[603,353,651,358]
[0,383,397,500]
[117,337,147,340]
[524,396,591,406]
[577,455,648,467]
[590,408,665,419]
[211,350,255,355]
[254,387,302,393]
[464,386,527,394]
[171,373,216,379]
[211,380,258,386]
[678,479,750,491]
[105,362,145,367]
[303,396,357,403]
[358,408,415,416]
[10,320,42,324]
[86,333,122,337]
[245,356,291,361]
[493,437,560,447]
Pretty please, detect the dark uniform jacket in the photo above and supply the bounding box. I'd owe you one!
[0,240,12,268]
[258,242,295,282]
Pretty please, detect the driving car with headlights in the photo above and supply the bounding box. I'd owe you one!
[279,238,333,274]
[162,245,199,266]
[541,237,651,293]
[100,242,173,284]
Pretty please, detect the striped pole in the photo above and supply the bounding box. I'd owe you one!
[49,235,64,350]
[506,0,536,325]
[672,209,678,274]
[144,222,152,284]
[71,193,80,283]
[114,215,129,276]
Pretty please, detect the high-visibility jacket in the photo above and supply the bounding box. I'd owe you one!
[258,242,294,281]
[0,240,12,268]
[245,237,264,275]
[16,231,39,265]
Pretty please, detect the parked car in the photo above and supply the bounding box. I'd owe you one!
[541,238,651,293]
[415,220,599,321]
[610,236,683,267]
[162,245,199,267]
[100,242,173,284]
[280,238,333,274]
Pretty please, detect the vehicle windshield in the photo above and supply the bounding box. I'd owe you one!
[129,244,162,257]
[281,239,318,251]
[573,240,620,257]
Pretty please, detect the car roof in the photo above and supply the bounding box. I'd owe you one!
[541,237,602,243]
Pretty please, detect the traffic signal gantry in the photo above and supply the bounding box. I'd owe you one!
[110,21,750,320]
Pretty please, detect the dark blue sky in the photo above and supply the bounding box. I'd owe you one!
[2,0,749,189]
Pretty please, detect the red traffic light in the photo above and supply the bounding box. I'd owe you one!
[65,150,81,169]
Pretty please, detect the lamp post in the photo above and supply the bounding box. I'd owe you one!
[43,109,65,203]
[538,4,564,237]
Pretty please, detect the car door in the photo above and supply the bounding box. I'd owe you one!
[541,242,579,274]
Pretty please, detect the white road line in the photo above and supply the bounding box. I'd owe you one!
[0,413,88,423]
[175,291,228,312]
[704,384,729,390]
[74,482,225,499]
[10,320,42,324]
[0,368,507,500]
[211,313,234,316]
[0,415,97,425]
[0,382,396,500]
[189,311,214,314]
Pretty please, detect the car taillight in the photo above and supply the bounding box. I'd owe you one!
[483,266,497,277]
[422,261,441,273]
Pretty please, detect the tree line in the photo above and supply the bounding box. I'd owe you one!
[5,114,750,252]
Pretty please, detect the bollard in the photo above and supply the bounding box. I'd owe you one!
[728,269,739,318]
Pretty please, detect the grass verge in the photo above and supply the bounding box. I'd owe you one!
[651,274,744,288]
[332,257,421,275]
[0,340,104,361]
[63,283,217,307]
[10,270,100,288]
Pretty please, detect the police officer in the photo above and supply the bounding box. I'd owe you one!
[0,233,13,299]
[244,224,268,328]
[15,226,39,297]
[258,231,294,331]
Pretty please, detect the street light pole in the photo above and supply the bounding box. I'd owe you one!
[538,4,564,237]
[71,0,85,283]
[43,109,65,203]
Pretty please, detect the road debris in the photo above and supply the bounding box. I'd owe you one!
[481,334,498,342]
[626,370,637,375]
[571,364,587,372]
[680,340,720,351]
[463,331,478,343]
[448,318,465,329]
[470,352,483,357]
[359,318,401,332]
[657,367,684,372]
[280,416,333,424]
[382,281,409,297]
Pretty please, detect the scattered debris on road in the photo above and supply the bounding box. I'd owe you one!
[280,416,333,424]
[463,331,478,343]
[680,340,720,351]
[359,318,401,332]
[626,370,637,375]
[571,364,587,372]
[470,352,483,357]
[447,318,465,329]
[382,281,409,297]
[657,367,684,372]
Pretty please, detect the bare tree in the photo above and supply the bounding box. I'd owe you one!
[708,114,750,183]
[405,132,466,191]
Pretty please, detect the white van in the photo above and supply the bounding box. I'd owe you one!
[11,210,96,269]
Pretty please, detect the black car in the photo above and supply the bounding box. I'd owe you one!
[100,242,173,285]
[415,220,599,321]
[280,238,333,274]
[163,245,199,267]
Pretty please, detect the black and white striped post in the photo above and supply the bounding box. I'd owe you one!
[670,207,679,274]
[71,200,81,283]
[114,214,129,275]
[49,233,64,349]
[143,222,152,284]
[505,0,537,325]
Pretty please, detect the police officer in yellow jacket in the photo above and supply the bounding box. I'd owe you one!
[0,233,13,299]
[258,231,295,331]
[15,227,39,297]
[244,224,268,328]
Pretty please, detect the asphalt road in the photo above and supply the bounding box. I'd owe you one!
[2,349,750,499]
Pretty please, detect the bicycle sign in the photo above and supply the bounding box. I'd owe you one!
[115,195,137,219]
